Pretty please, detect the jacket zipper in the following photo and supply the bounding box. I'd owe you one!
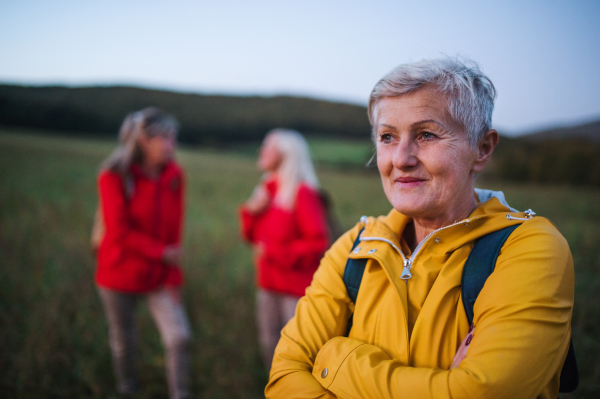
[152,179,161,240]
[359,209,535,279]
[360,218,470,280]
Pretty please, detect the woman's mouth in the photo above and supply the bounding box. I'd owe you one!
[395,177,425,187]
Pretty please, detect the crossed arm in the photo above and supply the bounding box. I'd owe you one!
[99,172,182,262]
[265,221,574,399]
[240,185,329,270]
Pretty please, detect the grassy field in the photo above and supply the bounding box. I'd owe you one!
[1,128,599,398]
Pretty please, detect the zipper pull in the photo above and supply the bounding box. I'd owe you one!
[506,208,536,221]
[400,259,412,280]
[524,209,536,218]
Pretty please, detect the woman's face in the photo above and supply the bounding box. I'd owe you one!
[258,135,282,172]
[138,132,176,168]
[374,88,483,223]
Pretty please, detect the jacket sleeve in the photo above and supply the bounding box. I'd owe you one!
[174,171,185,245]
[262,186,330,271]
[99,172,166,261]
[268,219,575,399]
[164,169,185,286]
[265,226,359,399]
[238,205,259,243]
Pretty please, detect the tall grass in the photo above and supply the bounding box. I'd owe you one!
[1,128,598,398]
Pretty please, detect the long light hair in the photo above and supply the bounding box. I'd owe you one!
[266,129,319,209]
[100,107,179,177]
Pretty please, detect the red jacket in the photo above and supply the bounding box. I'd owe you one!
[95,161,184,293]
[239,179,329,297]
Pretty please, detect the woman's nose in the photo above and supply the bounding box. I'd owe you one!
[392,139,418,170]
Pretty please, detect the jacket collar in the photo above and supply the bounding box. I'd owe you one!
[130,160,179,182]
[264,177,278,198]
[361,194,528,255]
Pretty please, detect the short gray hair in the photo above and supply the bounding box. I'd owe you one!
[368,56,496,147]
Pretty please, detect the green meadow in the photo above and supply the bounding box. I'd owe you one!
[1,128,598,398]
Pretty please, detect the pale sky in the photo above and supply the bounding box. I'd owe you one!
[1,0,599,135]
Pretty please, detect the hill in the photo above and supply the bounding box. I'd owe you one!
[521,120,600,143]
[2,83,599,186]
[473,119,600,187]
[0,84,371,144]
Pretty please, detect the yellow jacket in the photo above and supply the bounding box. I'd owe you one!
[266,196,574,399]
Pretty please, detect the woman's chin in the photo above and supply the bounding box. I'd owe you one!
[386,185,426,208]
[394,207,425,218]
[388,194,434,218]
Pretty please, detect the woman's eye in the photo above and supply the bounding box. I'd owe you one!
[420,131,437,141]
[379,133,394,143]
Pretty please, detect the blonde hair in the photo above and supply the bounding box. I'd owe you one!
[266,129,319,209]
[100,107,179,176]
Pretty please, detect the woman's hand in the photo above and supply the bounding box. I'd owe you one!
[253,242,265,263]
[162,245,182,265]
[451,325,474,369]
[245,184,270,214]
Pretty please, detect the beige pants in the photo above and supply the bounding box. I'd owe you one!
[256,289,300,370]
[98,287,192,399]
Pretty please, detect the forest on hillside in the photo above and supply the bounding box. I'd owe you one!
[0,84,371,144]
[1,84,599,186]
[486,136,600,186]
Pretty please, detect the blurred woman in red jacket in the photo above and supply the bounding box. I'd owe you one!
[95,107,191,398]
[239,129,330,370]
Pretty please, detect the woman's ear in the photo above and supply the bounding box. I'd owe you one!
[472,129,499,173]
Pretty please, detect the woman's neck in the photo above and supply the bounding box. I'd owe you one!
[139,162,163,180]
[403,197,477,251]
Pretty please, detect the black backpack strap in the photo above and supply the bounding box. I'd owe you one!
[560,339,579,393]
[461,224,520,325]
[343,227,366,335]
[558,340,579,393]
[461,223,578,393]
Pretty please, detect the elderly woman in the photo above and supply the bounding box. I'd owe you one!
[239,129,330,370]
[95,107,192,398]
[265,57,574,399]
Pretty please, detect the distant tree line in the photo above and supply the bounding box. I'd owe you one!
[1,84,599,186]
[484,136,600,187]
[0,84,372,145]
